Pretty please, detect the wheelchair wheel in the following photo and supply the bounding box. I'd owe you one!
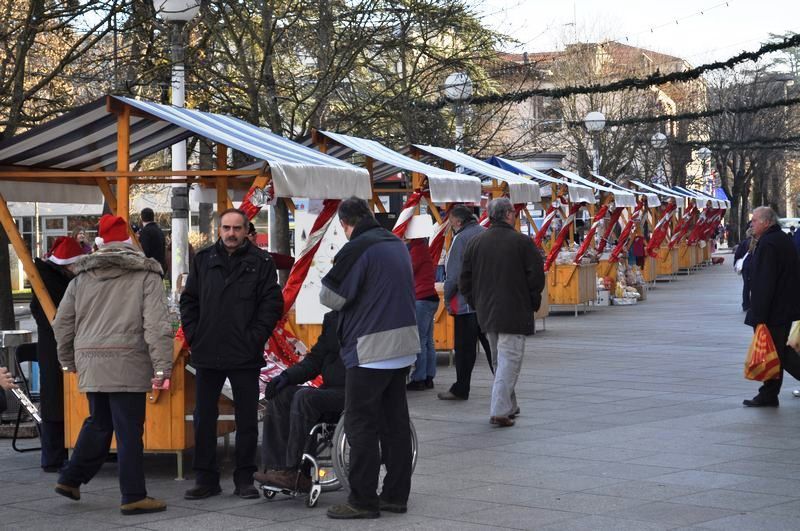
[331,414,418,492]
[309,431,343,492]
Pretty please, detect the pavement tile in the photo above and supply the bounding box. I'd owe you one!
[601,501,737,526]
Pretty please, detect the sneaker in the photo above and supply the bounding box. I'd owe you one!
[406,380,427,391]
[379,499,408,513]
[184,484,222,500]
[233,484,260,499]
[437,391,467,401]
[490,416,515,427]
[55,483,80,501]
[120,497,167,516]
[327,503,380,519]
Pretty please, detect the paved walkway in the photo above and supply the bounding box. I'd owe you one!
[3,254,800,530]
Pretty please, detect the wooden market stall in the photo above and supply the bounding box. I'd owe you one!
[0,95,370,476]
[631,180,685,279]
[303,129,483,354]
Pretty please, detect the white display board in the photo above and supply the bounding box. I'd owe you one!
[294,210,349,324]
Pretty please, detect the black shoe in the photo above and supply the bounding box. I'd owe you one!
[743,396,779,407]
[233,484,260,499]
[437,391,467,401]
[327,503,380,519]
[406,380,427,391]
[425,378,434,389]
[184,484,222,500]
[379,499,408,513]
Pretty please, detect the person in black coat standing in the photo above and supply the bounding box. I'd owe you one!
[743,206,800,407]
[138,208,166,275]
[460,198,545,427]
[180,208,284,500]
[254,311,345,492]
[30,236,82,471]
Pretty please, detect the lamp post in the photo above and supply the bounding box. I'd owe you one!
[443,72,473,152]
[583,111,605,174]
[650,132,668,183]
[153,0,200,297]
[696,147,712,195]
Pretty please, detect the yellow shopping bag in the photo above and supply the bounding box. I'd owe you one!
[787,321,800,352]
[745,324,781,381]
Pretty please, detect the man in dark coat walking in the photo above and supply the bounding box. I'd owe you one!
[460,198,545,427]
[181,208,284,499]
[743,206,800,407]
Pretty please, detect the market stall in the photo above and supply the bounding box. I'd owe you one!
[631,180,686,279]
[0,95,370,476]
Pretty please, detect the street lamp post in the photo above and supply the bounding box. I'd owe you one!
[153,0,200,296]
[650,132,668,183]
[583,111,605,174]
[696,147,713,195]
[443,72,473,152]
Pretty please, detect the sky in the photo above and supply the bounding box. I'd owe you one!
[476,0,800,66]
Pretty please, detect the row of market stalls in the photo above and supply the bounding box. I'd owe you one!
[0,95,729,474]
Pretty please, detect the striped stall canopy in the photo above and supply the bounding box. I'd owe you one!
[591,172,661,207]
[486,156,594,202]
[411,145,541,204]
[553,168,636,207]
[312,130,481,203]
[0,96,371,201]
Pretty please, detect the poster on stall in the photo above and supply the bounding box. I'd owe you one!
[294,210,349,324]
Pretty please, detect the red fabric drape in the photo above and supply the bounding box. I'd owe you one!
[596,207,624,254]
[645,202,677,257]
[573,204,610,264]
[543,203,581,272]
[608,202,645,263]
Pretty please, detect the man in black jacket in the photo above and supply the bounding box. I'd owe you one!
[254,311,345,492]
[180,208,284,499]
[743,206,800,407]
[138,208,166,275]
[460,198,545,427]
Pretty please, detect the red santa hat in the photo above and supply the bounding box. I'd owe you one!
[95,214,131,247]
[48,236,83,265]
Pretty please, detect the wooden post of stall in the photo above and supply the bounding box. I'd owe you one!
[117,106,131,222]
[216,144,229,217]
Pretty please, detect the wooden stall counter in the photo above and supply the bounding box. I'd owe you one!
[549,262,597,316]
[433,285,454,352]
[656,246,678,277]
[677,243,698,271]
[642,255,657,283]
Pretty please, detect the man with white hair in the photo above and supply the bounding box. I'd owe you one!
[460,198,545,427]
[743,206,800,407]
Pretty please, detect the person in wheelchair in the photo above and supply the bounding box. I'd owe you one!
[255,310,345,492]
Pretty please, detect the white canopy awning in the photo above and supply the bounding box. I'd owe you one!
[316,131,481,203]
[553,169,636,207]
[412,145,541,204]
[591,173,661,207]
[488,156,595,202]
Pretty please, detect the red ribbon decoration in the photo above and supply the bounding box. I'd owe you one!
[573,203,610,263]
[392,190,426,238]
[596,207,625,254]
[608,202,645,263]
[544,202,581,272]
[533,198,563,247]
[645,202,677,257]
[668,205,697,250]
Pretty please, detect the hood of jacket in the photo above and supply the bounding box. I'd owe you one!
[72,243,163,280]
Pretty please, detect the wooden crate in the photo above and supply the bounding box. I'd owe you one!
[549,263,597,306]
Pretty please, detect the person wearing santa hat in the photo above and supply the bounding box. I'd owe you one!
[52,214,173,515]
[30,236,83,473]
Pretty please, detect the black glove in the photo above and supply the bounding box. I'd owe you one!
[264,373,289,400]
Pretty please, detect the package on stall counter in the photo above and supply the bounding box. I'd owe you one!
[555,250,578,264]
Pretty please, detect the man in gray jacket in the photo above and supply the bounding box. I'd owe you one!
[438,205,487,401]
[53,214,173,515]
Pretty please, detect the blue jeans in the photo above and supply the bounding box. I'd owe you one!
[411,299,439,382]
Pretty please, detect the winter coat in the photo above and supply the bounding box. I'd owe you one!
[745,224,800,327]
[283,311,345,388]
[408,239,438,300]
[139,222,167,275]
[443,219,484,315]
[460,221,545,335]
[30,258,73,421]
[181,239,283,370]
[320,216,419,369]
[52,243,173,393]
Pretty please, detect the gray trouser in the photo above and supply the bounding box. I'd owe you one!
[487,333,526,417]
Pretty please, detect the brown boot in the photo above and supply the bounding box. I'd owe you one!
[490,416,515,427]
[120,497,167,515]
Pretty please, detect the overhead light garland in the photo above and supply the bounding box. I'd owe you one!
[418,33,800,110]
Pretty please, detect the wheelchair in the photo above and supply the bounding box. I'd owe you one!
[258,413,418,508]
